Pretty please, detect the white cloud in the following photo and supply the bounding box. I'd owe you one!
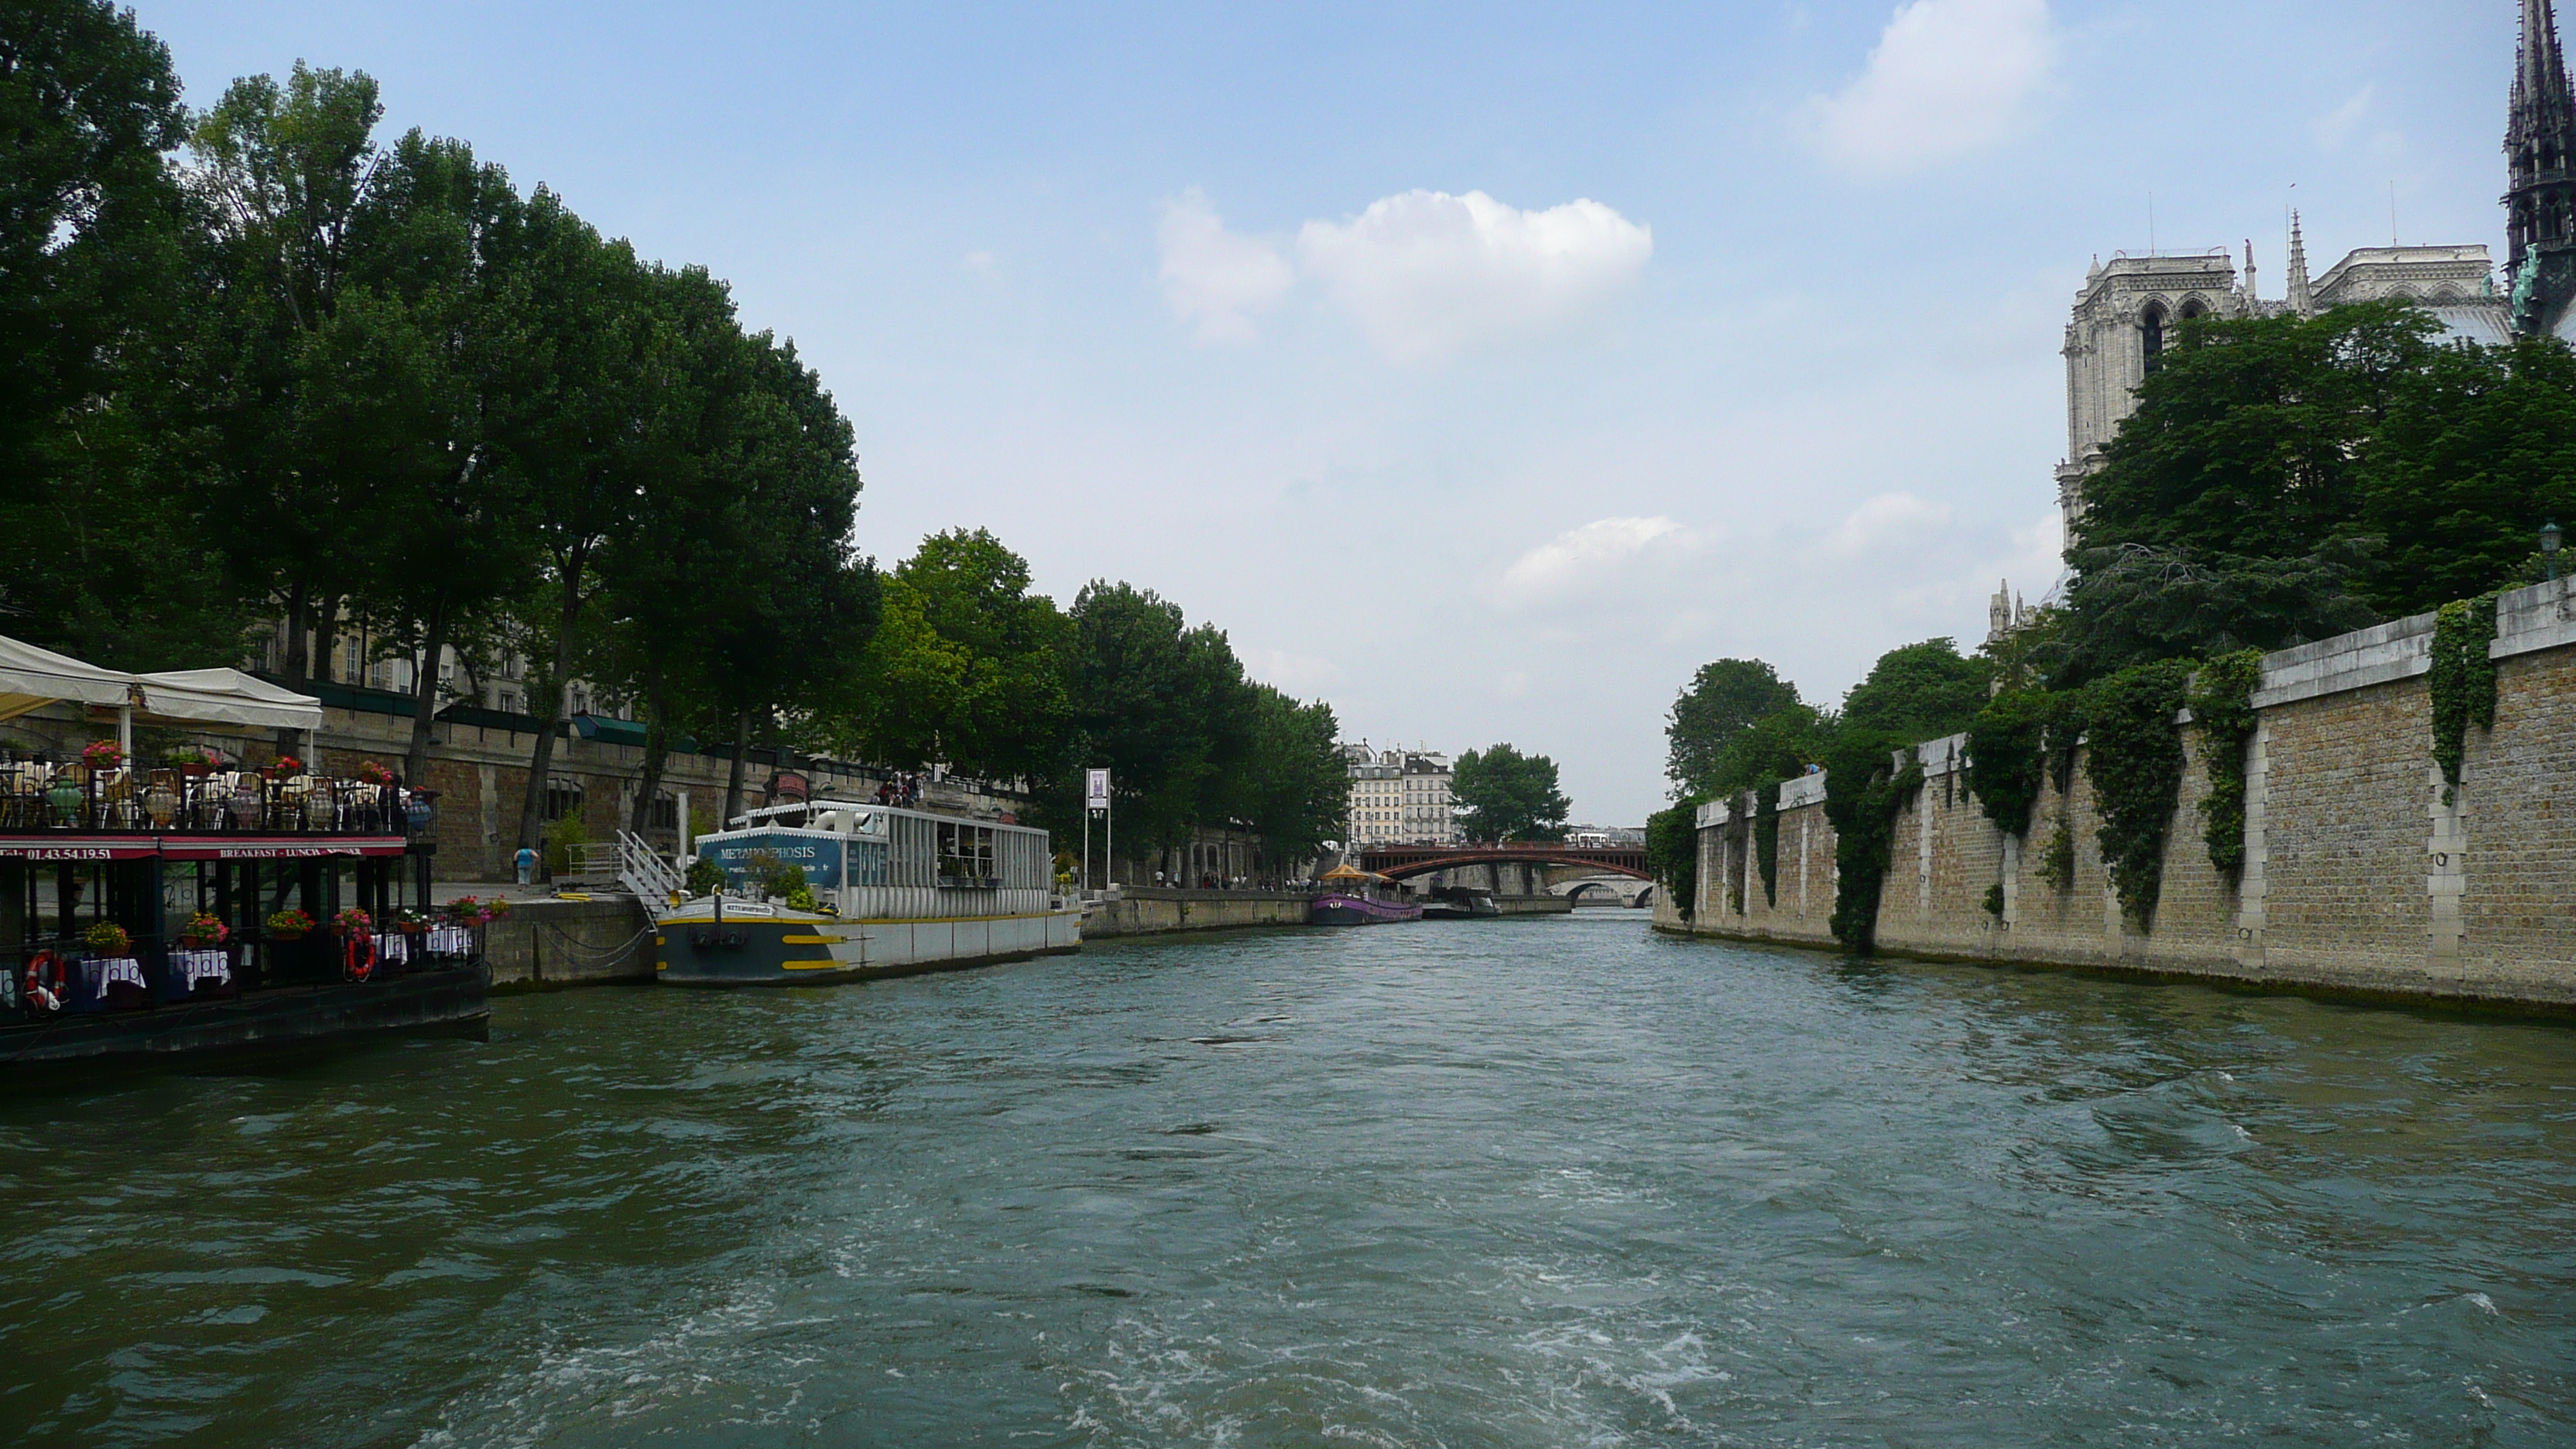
[1805,0,2054,176]
[1295,190,1653,361]
[2312,84,2374,150]
[1157,189,1294,343]
[1824,492,1952,555]
[1492,516,1702,610]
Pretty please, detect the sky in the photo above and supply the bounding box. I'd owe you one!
[139,1,2523,824]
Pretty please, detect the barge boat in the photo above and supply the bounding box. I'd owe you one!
[647,801,1079,985]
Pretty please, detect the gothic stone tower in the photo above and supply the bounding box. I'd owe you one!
[2508,0,2576,334]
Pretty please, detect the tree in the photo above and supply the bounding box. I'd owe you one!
[0,1,245,665]
[2078,301,2438,566]
[487,198,673,848]
[1452,743,1571,842]
[820,529,1068,781]
[182,63,401,694]
[1062,581,1252,856]
[2357,334,2576,613]
[333,128,539,783]
[1225,685,1345,864]
[1840,638,1989,744]
[1666,659,1801,800]
[2045,540,2382,685]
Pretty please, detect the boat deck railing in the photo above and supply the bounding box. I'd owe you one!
[0,762,425,836]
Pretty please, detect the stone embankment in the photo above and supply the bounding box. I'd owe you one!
[1663,575,2576,1013]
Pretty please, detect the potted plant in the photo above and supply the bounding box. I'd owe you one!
[83,920,132,957]
[390,909,429,935]
[265,907,316,940]
[356,760,394,787]
[264,755,303,779]
[443,895,510,927]
[331,906,373,937]
[166,745,221,778]
[81,739,124,772]
[179,912,230,949]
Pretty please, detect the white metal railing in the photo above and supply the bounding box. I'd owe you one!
[616,830,686,901]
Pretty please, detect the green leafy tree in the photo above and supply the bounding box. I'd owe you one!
[1666,659,1803,800]
[1452,743,1571,842]
[1228,686,1347,864]
[181,63,402,691]
[1063,581,1252,858]
[1840,638,1989,743]
[821,529,1069,781]
[0,1,245,665]
[2357,335,2576,611]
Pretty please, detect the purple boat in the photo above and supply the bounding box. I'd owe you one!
[1309,892,1423,926]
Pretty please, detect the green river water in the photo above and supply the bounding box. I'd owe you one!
[2,913,2571,1446]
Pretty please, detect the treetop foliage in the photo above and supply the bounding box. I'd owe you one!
[1453,743,1572,842]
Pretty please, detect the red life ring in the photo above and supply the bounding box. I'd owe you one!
[342,930,376,983]
[22,950,66,1015]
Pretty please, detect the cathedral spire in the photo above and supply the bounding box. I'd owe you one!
[2286,211,2314,315]
[2242,239,2259,312]
[2509,0,2576,332]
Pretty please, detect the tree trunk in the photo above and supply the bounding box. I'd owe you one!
[516,553,586,852]
[722,707,752,824]
[629,688,669,837]
[276,581,311,762]
[309,593,344,686]
[403,595,450,788]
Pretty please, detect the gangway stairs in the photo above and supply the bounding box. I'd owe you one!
[616,831,687,903]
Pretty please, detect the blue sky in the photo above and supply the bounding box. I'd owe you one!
[143,2,2520,824]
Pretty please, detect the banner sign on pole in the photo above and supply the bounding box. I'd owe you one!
[1085,768,1111,810]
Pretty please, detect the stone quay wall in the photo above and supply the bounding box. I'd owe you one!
[1663,576,2576,1012]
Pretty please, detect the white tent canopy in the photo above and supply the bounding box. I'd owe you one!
[0,635,136,722]
[132,667,324,731]
[0,635,321,733]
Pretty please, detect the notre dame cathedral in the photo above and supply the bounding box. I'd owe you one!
[2053,0,2576,531]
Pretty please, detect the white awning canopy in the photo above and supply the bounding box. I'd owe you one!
[0,635,137,722]
[132,667,324,731]
[0,636,323,731]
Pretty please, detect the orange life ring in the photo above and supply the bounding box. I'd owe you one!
[342,930,377,983]
[22,950,66,1015]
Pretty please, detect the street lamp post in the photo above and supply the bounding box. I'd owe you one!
[2543,520,2564,582]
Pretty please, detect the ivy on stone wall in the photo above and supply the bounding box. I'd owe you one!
[2429,592,2500,801]
[1965,688,2050,838]
[2035,814,2076,893]
[2185,649,2265,879]
[1822,732,1923,953]
[2083,657,2195,930]
[1755,778,1783,906]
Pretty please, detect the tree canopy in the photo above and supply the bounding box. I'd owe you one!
[1453,744,1572,842]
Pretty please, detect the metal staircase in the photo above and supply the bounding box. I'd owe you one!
[616,831,687,903]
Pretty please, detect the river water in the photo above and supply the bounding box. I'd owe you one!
[3,914,2572,1446]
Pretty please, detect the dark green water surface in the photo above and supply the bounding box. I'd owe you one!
[4,914,2573,1446]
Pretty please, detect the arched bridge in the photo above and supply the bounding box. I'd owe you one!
[1359,844,1651,882]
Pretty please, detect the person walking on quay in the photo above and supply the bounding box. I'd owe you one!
[515,844,537,887]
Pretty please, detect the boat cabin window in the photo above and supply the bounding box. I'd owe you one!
[937,821,999,886]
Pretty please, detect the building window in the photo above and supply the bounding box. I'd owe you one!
[2140,303,2167,372]
[650,793,680,830]
[544,777,585,822]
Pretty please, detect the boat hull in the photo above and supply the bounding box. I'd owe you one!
[1309,893,1423,926]
[1,966,488,1077]
[654,907,1081,985]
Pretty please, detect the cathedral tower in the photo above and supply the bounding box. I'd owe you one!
[2507,0,2576,333]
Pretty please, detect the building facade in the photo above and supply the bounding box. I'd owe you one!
[1340,742,1459,848]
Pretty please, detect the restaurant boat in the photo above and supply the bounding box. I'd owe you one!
[1,635,484,1075]
[1307,862,1423,926]
[634,800,1080,985]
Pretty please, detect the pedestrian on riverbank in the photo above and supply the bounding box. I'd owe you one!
[514,846,536,886]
